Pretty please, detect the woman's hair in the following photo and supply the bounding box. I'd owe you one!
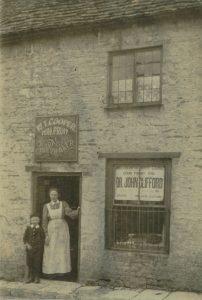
[49,187,59,194]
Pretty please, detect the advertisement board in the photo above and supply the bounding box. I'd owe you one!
[35,115,78,162]
[115,166,164,202]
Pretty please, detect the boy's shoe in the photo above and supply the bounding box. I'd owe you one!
[25,277,34,283]
[35,276,40,283]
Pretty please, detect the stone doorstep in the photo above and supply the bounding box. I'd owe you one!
[0,280,82,299]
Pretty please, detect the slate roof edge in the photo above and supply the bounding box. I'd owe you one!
[1,6,202,45]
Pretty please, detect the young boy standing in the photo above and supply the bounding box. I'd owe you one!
[23,214,45,283]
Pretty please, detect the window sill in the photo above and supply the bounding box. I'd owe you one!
[106,246,169,255]
[98,152,181,159]
[104,102,163,110]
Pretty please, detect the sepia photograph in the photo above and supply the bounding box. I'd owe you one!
[0,0,202,299]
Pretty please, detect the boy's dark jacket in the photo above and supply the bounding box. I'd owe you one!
[23,225,45,249]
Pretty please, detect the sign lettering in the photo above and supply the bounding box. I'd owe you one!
[35,116,78,162]
[115,166,164,202]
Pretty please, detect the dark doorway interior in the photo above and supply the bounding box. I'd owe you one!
[34,175,80,282]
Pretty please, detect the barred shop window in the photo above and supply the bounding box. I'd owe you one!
[108,46,162,107]
[106,159,171,253]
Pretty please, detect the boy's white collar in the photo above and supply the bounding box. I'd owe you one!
[30,224,39,228]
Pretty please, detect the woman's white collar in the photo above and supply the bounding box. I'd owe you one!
[50,200,59,205]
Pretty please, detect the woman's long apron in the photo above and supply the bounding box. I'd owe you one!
[43,202,71,274]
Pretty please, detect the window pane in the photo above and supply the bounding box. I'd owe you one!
[126,79,133,91]
[136,77,144,102]
[144,76,152,89]
[152,88,160,102]
[112,67,119,81]
[144,51,153,63]
[119,91,126,103]
[112,55,120,67]
[136,64,144,76]
[152,63,160,75]
[136,74,160,103]
[145,63,153,76]
[144,89,152,102]
[152,75,160,89]
[118,67,126,80]
[112,80,119,92]
[136,76,144,88]
[119,55,126,67]
[152,49,161,62]
[111,55,134,104]
[112,92,119,103]
[137,88,144,102]
[136,52,145,64]
[119,80,126,92]
[126,91,133,103]
[125,54,134,66]
[125,66,133,79]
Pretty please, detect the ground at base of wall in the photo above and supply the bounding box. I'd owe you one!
[0,280,202,300]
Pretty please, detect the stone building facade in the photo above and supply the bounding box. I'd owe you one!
[0,0,202,292]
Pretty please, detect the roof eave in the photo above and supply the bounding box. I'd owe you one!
[1,7,202,45]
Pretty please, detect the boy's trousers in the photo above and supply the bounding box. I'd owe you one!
[26,247,43,277]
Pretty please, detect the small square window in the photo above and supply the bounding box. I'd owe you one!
[108,47,162,108]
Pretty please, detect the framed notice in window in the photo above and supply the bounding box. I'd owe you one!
[115,166,164,202]
[35,115,78,162]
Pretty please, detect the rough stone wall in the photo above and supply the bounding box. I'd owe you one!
[0,15,202,291]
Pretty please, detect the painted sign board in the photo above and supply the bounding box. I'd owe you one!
[35,115,78,162]
[115,166,164,202]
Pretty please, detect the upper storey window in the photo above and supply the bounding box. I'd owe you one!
[108,46,162,108]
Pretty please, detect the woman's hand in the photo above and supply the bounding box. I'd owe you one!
[25,243,32,250]
[45,235,50,246]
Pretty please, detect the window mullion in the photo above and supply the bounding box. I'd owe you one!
[108,55,113,105]
[133,53,136,104]
[138,166,141,204]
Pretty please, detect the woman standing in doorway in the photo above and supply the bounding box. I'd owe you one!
[42,187,79,277]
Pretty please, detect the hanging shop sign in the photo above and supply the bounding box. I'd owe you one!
[114,166,164,202]
[35,115,78,162]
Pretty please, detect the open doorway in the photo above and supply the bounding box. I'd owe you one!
[33,173,81,282]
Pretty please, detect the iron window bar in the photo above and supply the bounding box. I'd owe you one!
[106,206,168,253]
